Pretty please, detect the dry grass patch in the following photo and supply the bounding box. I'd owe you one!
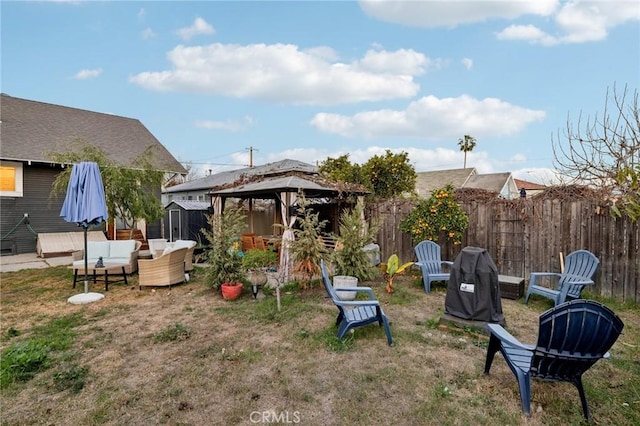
[1,266,638,425]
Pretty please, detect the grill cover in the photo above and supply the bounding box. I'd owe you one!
[445,246,504,324]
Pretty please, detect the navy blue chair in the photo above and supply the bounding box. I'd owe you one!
[320,260,393,345]
[484,299,624,420]
[414,240,453,293]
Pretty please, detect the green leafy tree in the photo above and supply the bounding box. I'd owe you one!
[320,151,416,199]
[332,202,380,281]
[458,135,477,169]
[318,154,364,184]
[362,150,416,199]
[400,185,468,245]
[49,142,165,229]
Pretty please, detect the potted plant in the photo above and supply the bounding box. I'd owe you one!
[201,207,247,300]
[242,248,278,298]
[288,193,330,289]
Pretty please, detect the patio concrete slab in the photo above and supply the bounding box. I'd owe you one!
[0,253,73,273]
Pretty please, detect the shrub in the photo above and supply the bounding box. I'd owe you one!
[242,248,278,270]
[332,203,380,281]
[289,193,330,288]
[202,207,247,291]
[400,185,468,245]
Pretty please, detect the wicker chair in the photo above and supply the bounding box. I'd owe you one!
[147,239,167,258]
[172,240,197,272]
[137,247,187,289]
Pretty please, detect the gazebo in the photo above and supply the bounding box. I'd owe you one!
[208,172,369,234]
[209,172,369,284]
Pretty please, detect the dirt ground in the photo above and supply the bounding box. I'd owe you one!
[1,266,637,426]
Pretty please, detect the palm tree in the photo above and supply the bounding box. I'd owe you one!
[458,135,477,168]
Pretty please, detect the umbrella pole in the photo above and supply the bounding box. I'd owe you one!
[84,226,89,294]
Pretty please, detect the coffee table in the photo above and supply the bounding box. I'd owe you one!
[69,263,128,291]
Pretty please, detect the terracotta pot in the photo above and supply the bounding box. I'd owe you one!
[221,282,243,300]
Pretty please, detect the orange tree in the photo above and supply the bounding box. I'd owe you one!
[400,185,468,245]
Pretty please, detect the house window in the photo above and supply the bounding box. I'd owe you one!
[0,161,23,197]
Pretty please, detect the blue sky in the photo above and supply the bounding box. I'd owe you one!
[3,1,639,183]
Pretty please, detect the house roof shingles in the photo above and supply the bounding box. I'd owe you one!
[415,168,476,197]
[464,172,513,194]
[0,94,186,174]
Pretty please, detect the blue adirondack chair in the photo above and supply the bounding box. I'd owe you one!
[525,250,599,306]
[320,260,393,345]
[414,240,454,293]
[484,299,623,420]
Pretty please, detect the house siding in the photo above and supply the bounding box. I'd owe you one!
[1,164,84,254]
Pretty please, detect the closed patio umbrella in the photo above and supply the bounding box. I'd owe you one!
[60,162,109,304]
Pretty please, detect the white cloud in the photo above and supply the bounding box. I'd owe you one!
[356,48,432,75]
[137,8,145,19]
[310,94,546,140]
[496,1,639,45]
[359,0,559,28]
[176,17,215,41]
[195,116,253,132]
[551,1,638,44]
[73,68,102,80]
[142,28,156,40]
[130,43,427,105]
[461,57,473,70]
[360,0,639,45]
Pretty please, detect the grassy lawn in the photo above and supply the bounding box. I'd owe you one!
[1,265,638,425]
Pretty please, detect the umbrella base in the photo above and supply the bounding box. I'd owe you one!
[68,292,105,304]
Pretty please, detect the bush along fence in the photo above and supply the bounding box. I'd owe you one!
[368,192,639,304]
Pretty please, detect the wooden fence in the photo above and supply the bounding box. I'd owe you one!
[368,197,640,303]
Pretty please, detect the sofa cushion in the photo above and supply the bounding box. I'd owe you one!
[110,240,136,258]
[87,241,110,260]
[108,257,131,265]
[173,240,195,250]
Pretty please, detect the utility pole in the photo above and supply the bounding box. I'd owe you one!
[247,146,258,167]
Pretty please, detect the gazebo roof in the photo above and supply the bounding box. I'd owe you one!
[209,173,368,199]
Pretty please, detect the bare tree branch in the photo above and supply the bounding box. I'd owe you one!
[552,83,640,220]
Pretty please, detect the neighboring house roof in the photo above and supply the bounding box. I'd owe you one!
[464,172,513,194]
[0,93,186,174]
[415,168,476,197]
[514,178,546,190]
[165,159,317,193]
[165,200,211,210]
[416,168,520,199]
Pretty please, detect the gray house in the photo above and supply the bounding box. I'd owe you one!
[416,168,518,200]
[0,94,186,255]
